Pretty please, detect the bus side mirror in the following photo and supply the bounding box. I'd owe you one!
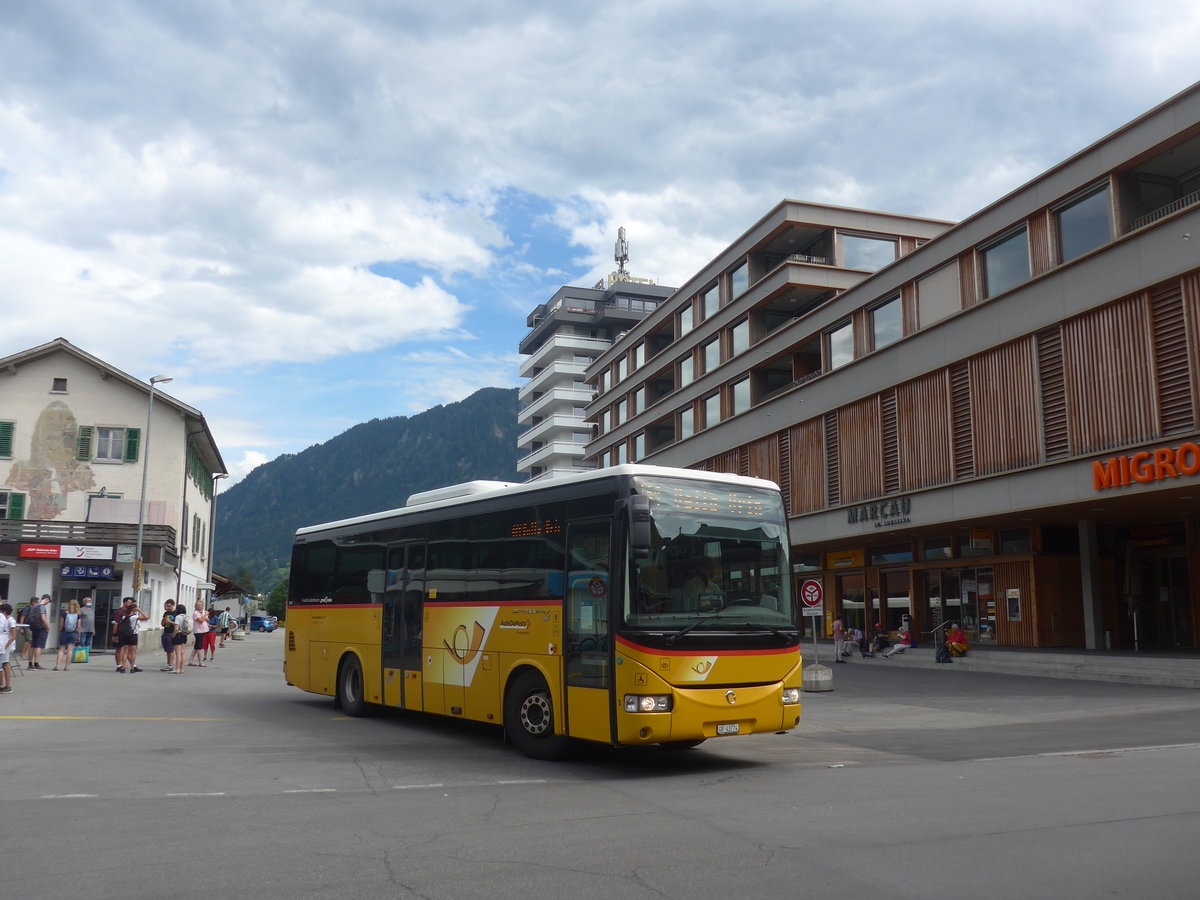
[628,495,652,559]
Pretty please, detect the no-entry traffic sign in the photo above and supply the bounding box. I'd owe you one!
[800,579,823,615]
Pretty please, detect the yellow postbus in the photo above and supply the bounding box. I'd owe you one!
[284,464,801,758]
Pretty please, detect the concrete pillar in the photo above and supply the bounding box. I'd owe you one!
[1078,519,1105,650]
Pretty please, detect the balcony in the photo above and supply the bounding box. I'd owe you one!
[517,360,591,400]
[519,334,611,376]
[0,520,179,562]
[517,440,589,472]
[519,386,595,420]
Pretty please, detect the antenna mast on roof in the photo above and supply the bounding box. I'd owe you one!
[614,226,629,278]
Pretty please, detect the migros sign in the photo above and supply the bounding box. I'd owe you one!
[1092,442,1200,491]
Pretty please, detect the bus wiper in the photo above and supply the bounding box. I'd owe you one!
[737,621,795,642]
[664,611,726,645]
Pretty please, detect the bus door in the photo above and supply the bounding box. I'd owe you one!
[382,542,426,710]
[564,519,613,744]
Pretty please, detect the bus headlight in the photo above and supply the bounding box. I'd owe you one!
[781,687,801,705]
[625,694,672,713]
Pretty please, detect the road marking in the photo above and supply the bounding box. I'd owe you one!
[0,716,226,722]
[283,788,337,793]
[392,783,444,790]
[165,792,227,797]
[496,779,548,785]
[42,794,98,799]
[977,741,1200,761]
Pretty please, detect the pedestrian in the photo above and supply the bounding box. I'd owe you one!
[203,605,219,661]
[218,607,235,647]
[112,597,149,673]
[188,599,211,667]
[0,602,15,693]
[25,593,51,669]
[15,599,35,664]
[77,596,96,650]
[53,598,82,670]
[160,599,179,671]
[832,615,847,663]
[172,603,190,673]
[882,625,913,658]
[946,623,971,657]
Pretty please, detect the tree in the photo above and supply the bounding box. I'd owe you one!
[264,580,287,621]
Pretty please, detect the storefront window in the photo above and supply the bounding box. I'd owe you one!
[921,537,952,560]
[1000,528,1030,553]
[837,572,866,631]
[882,570,910,631]
[870,542,913,565]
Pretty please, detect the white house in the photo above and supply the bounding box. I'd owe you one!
[0,338,227,652]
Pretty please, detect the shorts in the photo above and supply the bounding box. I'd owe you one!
[30,629,48,650]
[60,631,78,646]
[118,635,139,647]
[161,632,174,653]
[172,633,188,646]
[194,633,206,649]
[203,631,217,652]
[0,650,9,665]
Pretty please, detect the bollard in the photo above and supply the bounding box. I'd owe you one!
[802,663,833,692]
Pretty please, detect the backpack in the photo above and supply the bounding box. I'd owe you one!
[176,611,191,635]
[935,645,953,664]
[117,613,136,640]
[63,612,79,633]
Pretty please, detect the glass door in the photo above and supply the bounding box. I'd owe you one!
[565,519,612,744]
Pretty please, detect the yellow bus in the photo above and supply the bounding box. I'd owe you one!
[284,464,801,758]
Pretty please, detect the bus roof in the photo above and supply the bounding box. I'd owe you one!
[293,464,781,537]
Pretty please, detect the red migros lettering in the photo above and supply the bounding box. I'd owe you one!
[1093,443,1200,491]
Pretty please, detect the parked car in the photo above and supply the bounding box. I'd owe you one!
[249,615,277,633]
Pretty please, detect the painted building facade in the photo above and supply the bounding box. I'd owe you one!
[0,338,226,650]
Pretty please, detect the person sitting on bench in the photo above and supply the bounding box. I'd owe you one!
[946,623,970,657]
[881,626,912,658]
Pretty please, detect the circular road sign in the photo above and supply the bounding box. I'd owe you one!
[800,579,823,608]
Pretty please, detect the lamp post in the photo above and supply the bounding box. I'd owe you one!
[134,375,172,595]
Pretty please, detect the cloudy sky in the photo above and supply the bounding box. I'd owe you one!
[2,1,1197,486]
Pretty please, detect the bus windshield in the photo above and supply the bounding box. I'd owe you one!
[623,476,794,630]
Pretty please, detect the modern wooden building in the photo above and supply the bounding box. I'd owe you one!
[586,82,1200,651]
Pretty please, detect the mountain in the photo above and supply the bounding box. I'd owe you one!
[214,387,522,591]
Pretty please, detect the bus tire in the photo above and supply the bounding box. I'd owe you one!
[336,655,368,717]
[505,671,569,760]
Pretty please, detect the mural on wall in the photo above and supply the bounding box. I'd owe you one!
[4,401,95,519]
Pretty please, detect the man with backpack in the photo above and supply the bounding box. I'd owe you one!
[111,597,149,673]
[24,594,51,670]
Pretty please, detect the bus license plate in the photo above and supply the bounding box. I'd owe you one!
[716,723,740,736]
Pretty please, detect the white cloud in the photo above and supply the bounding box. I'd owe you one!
[1,0,1198,467]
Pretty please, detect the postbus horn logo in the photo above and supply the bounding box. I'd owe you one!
[444,621,487,666]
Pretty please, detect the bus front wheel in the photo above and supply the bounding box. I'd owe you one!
[505,671,569,760]
[336,655,368,717]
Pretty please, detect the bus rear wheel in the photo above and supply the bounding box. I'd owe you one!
[505,671,569,760]
[336,655,368,717]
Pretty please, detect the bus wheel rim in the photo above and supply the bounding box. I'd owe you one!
[520,692,551,736]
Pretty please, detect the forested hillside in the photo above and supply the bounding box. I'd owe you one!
[214,387,522,591]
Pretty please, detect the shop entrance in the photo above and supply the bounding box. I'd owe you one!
[1135,555,1194,649]
[922,568,992,643]
[63,586,122,653]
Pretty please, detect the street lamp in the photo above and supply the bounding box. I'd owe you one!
[134,375,172,594]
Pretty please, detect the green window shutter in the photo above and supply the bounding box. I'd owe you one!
[0,422,13,457]
[124,427,141,462]
[76,426,94,461]
[7,493,25,520]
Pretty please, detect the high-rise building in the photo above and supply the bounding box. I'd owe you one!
[517,232,674,481]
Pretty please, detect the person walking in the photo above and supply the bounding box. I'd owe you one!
[112,597,149,673]
[160,600,179,671]
[217,607,235,647]
[77,597,96,651]
[53,598,82,670]
[25,594,51,669]
[188,600,211,667]
[832,616,847,664]
[0,602,16,693]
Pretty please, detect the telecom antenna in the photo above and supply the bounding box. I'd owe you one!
[614,226,629,277]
